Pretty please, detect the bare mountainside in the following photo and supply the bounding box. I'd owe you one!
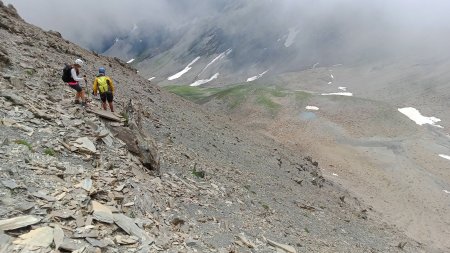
[0,2,430,253]
[167,60,450,251]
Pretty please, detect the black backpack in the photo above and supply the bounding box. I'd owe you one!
[62,64,74,82]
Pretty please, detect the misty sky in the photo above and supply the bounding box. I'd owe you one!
[3,0,226,51]
[4,0,450,53]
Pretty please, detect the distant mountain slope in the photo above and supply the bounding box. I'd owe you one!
[101,0,450,87]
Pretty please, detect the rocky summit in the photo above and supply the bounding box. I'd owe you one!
[0,2,429,253]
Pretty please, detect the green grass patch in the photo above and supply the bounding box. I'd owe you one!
[25,69,35,76]
[166,84,288,114]
[214,84,252,109]
[165,85,220,103]
[294,91,311,101]
[192,164,205,179]
[256,94,281,113]
[44,148,56,156]
[259,202,270,211]
[270,87,289,97]
[120,112,129,126]
[15,140,32,151]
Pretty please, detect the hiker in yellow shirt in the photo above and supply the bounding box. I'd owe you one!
[93,67,115,112]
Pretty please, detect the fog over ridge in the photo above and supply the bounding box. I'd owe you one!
[4,0,450,59]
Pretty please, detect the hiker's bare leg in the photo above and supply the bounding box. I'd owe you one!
[75,92,81,101]
[102,102,107,110]
[108,102,114,112]
[80,90,86,102]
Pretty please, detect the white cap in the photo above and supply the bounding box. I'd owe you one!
[75,59,84,66]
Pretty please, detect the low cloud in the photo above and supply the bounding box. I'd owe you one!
[5,0,450,58]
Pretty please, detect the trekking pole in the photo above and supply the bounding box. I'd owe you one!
[83,76,90,103]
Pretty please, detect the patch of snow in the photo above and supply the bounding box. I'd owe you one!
[305,106,319,111]
[338,87,347,91]
[398,107,443,128]
[439,154,450,160]
[328,82,333,85]
[285,28,299,47]
[247,70,268,82]
[313,62,319,69]
[321,92,353,96]
[148,77,155,81]
[126,59,135,64]
[115,38,119,43]
[168,57,201,81]
[330,74,334,79]
[332,173,339,177]
[443,190,450,194]
[190,73,219,87]
[198,49,232,76]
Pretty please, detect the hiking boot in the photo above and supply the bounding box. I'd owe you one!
[81,101,87,107]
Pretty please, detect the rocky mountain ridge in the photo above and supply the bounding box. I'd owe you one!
[0,2,428,252]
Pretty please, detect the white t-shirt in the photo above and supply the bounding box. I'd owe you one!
[71,68,84,84]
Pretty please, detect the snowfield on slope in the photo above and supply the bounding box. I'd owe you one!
[127,59,135,64]
[198,49,232,76]
[321,92,353,96]
[285,28,299,47]
[247,70,268,82]
[190,73,219,87]
[439,154,450,161]
[168,57,200,81]
[305,106,319,111]
[398,107,443,128]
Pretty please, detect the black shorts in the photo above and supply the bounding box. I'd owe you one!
[100,92,113,103]
[68,83,82,92]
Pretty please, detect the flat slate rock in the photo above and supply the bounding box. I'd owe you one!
[113,213,154,244]
[92,201,114,224]
[53,224,64,250]
[267,239,297,253]
[32,191,57,202]
[1,179,18,189]
[51,209,75,219]
[60,238,88,252]
[0,215,41,231]
[13,226,54,248]
[72,137,97,154]
[86,237,109,248]
[0,232,11,245]
[86,108,122,122]
[16,201,35,212]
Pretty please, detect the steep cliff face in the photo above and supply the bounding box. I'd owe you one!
[0,2,427,252]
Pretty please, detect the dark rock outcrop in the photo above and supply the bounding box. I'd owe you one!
[0,45,10,69]
[109,100,160,174]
